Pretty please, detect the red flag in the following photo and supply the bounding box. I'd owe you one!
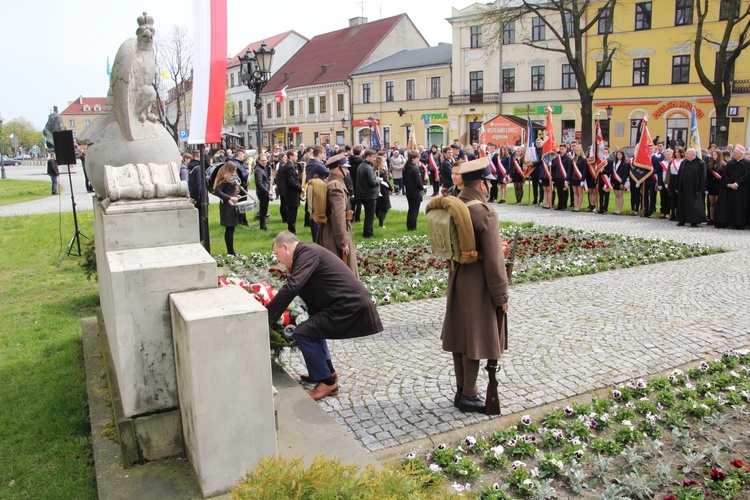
[633,118,654,169]
[541,106,557,159]
[275,85,288,103]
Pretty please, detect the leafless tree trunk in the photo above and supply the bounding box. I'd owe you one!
[153,25,193,145]
[695,0,750,147]
[479,0,617,147]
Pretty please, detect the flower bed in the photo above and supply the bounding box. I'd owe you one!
[402,349,750,499]
[216,225,720,306]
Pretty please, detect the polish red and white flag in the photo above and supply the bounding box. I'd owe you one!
[188,0,228,145]
[275,86,288,104]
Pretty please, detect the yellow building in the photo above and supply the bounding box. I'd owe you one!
[60,96,106,142]
[586,0,750,148]
[351,44,452,148]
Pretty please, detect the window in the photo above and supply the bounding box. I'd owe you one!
[85,119,91,126]
[532,17,546,41]
[289,99,295,116]
[562,64,576,89]
[94,105,101,111]
[276,101,281,118]
[337,93,345,112]
[266,102,272,119]
[470,26,482,48]
[675,0,693,25]
[320,95,327,114]
[308,96,315,114]
[597,61,612,87]
[531,66,545,90]
[385,81,394,102]
[469,71,483,95]
[633,58,649,86]
[672,55,690,83]
[230,73,235,87]
[503,22,515,44]
[362,83,371,103]
[430,77,441,98]
[247,99,253,116]
[502,68,515,92]
[598,7,613,34]
[406,79,416,100]
[720,0,740,20]
[69,119,76,127]
[635,2,652,30]
[83,104,90,111]
[565,12,574,37]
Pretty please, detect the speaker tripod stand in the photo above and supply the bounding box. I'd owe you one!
[57,162,89,267]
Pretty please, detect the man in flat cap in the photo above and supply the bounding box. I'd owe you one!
[441,157,509,413]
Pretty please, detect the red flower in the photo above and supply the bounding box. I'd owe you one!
[709,468,726,481]
[683,479,700,486]
[663,495,677,500]
[730,459,745,468]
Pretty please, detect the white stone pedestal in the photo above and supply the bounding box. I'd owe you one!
[170,286,277,497]
[94,198,217,462]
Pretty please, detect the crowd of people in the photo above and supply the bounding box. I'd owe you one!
[180,137,750,256]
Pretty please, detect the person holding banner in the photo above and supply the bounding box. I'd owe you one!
[706,149,725,224]
[597,148,613,214]
[570,144,587,212]
[675,148,707,227]
[486,143,499,202]
[656,144,672,219]
[511,147,526,203]
[552,145,571,211]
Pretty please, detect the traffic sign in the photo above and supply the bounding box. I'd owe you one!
[728,106,739,117]
[179,129,188,139]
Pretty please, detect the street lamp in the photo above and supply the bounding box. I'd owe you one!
[605,105,613,120]
[0,113,5,179]
[240,42,275,154]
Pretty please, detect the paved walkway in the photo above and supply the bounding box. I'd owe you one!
[4,173,749,455]
[280,194,750,452]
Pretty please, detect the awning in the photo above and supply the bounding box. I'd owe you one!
[222,131,241,138]
[400,122,414,128]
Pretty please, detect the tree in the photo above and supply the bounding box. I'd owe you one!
[480,0,617,146]
[1,117,44,156]
[154,25,193,144]
[694,0,750,147]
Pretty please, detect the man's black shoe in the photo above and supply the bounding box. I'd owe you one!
[458,394,486,413]
[454,389,463,408]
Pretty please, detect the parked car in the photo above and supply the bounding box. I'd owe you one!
[609,145,636,162]
[1,156,21,166]
[15,154,31,160]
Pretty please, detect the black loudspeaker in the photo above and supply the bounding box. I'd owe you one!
[52,130,77,165]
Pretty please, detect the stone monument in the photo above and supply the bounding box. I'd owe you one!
[85,12,276,494]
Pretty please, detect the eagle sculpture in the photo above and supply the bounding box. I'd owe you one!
[78,12,159,145]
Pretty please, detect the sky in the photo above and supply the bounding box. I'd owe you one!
[0,0,473,130]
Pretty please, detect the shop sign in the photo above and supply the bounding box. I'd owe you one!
[421,113,448,123]
[513,105,562,115]
[288,126,300,133]
[652,101,704,119]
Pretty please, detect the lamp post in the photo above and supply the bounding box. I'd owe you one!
[605,105,614,145]
[240,42,275,154]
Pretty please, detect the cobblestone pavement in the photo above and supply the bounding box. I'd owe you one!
[280,194,750,452]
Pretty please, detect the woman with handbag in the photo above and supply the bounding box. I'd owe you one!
[213,162,241,256]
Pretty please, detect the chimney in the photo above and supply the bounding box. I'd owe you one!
[349,16,367,27]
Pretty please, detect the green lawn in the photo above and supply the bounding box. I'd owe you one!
[0,211,99,499]
[0,179,52,206]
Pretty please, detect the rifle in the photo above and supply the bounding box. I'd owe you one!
[505,226,520,284]
[485,358,500,415]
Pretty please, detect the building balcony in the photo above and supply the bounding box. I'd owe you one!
[233,115,245,125]
[732,79,750,94]
[449,93,499,105]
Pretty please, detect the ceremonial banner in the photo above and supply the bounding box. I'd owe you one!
[188,0,228,144]
[630,117,654,184]
[541,107,556,160]
[688,105,701,152]
[524,114,538,163]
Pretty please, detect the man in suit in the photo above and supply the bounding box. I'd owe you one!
[552,145,572,210]
[267,232,382,400]
[355,149,380,238]
[280,150,302,234]
[47,152,59,195]
[440,146,454,191]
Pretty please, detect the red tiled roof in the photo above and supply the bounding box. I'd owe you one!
[263,14,417,93]
[227,30,307,68]
[61,97,107,115]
